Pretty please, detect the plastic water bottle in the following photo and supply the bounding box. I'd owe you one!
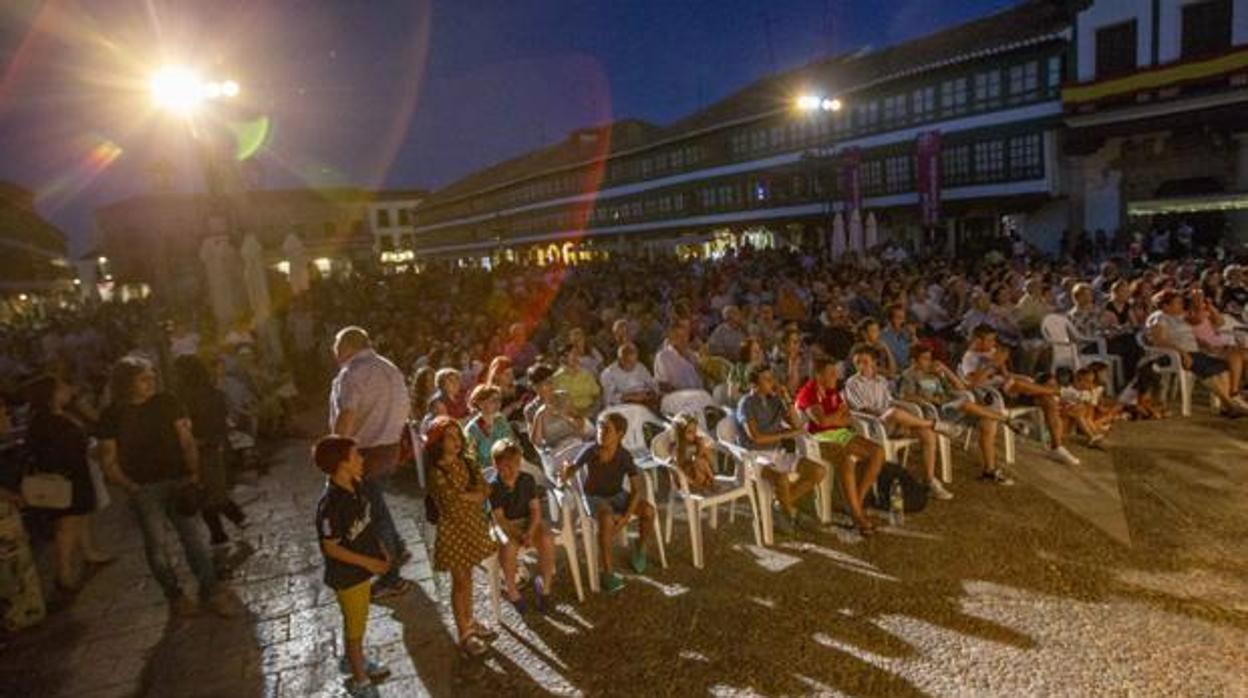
[888,479,905,527]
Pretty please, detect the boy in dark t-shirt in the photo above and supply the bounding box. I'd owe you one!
[487,440,555,613]
[314,436,392,698]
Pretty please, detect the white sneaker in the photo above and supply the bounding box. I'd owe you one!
[1048,445,1081,466]
[928,479,954,500]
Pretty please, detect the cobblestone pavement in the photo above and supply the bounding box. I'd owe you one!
[1,409,1246,697]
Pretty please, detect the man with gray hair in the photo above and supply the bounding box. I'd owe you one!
[707,304,748,359]
[600,342,659,409]
[329,326,413,598]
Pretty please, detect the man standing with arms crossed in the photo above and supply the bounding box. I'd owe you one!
[329,327,414,599]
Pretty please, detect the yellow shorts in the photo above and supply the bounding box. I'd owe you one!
[335,580,371,641]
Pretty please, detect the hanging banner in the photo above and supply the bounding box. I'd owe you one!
[839,147,863,214]
[916,130,942,226]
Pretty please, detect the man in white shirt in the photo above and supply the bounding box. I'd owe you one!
[844,345,957,500]
[653,322,703,393]
[600,342,659,409]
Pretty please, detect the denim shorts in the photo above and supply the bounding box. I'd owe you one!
[585,491,630,516]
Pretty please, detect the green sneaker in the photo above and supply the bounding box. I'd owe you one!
[602,572,625,595]
[630,546,648,574]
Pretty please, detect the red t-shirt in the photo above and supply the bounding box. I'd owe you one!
[794,378,844,435]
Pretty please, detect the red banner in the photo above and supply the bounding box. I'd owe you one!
[839,147,862,214]
[916,131,942,226]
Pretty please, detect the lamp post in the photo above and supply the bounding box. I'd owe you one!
[794,93,843,260]
[147,65,268,350]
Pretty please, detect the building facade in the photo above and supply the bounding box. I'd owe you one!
[94,187,380,303]
[411,2,1076,262]
[365,189,427,270]
[0,183,75,305]
[1063,0,1248,245]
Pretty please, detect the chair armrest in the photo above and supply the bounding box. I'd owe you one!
[890,399,927,419]
[851,410,889,443]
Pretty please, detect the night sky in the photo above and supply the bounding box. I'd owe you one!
[0,0,1015,254]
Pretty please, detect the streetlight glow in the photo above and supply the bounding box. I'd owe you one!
[796,95,821,111]
[822,98,842,112]
[149,66,239,116]
[149,66,205,115]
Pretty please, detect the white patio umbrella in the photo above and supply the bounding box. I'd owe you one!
[198,236,239,328]
[831,212,846,259]
[282,233,310,294]
[865,211,879,250]
[849,209,864,254]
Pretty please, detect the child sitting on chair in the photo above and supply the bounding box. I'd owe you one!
[488,439,555,614]
[668,412,716,493]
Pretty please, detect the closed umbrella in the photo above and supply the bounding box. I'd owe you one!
[865,212,879,250]
[282,233,309,294]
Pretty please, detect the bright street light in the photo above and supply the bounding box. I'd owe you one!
[796,94,843,113]
[796,95,822,111]
[149,65,239,116]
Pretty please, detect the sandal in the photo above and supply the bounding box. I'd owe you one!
[850,514,876,537]
[459,634,489,658]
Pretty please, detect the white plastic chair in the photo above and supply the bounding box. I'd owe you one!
[978,387,1042,464]
[796,435,836,524]
[893,399,953,483]
[1041,314,1122,393]
[711,382,736,407]
[849,410,916,465]
[652,429,761,568]
[566,450,668,592]
[1137,332,1194,417]
[714,416,824,546]
[503,460,586,602]
[660,389,718,431]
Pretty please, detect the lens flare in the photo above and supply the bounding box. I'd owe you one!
[231,115,272,160]
[149,65,204,116]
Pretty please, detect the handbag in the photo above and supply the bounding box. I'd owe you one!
[20,473,73,510]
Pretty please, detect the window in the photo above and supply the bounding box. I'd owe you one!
[1009,134,1043,179]
[751,129,767,152]
[940,78,968,117]
[974,140,1006,182]
[912,86,936,122]
[1007,61,1039,103]
[375,209,390,228]
[378,234,394,252]
[973,70,1001,110]
[397,208,410,226]
[1047,55,1063,90]
[862,160,884,192]
[884,156,911,193]
[769,126,784,149]
[882,94,907,126]
[673,193,685,211]
[943,145,971,186]
[731,133,748,158]
[867,101,880,128]
[400,233,414,248]
[1095,21,1137,79]
[1182,0,1232,60]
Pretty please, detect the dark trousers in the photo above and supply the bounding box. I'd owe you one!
[359,443,406,587]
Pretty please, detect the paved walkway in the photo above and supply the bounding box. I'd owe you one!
[1,409,1246,697]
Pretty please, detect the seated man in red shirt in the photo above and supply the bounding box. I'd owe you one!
[794,356,885,536]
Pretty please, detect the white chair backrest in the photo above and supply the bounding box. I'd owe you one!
[711,382,733,407]
[520,459,551,488]
[715,412,741,445]
[650,428,674,463]
[1041,313,1073,343]
[599,404,664,454]
[661,389,716,429]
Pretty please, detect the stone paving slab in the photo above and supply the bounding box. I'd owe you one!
[1,409,1246,697]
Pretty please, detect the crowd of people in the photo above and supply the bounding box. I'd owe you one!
[4,230,1248,695]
